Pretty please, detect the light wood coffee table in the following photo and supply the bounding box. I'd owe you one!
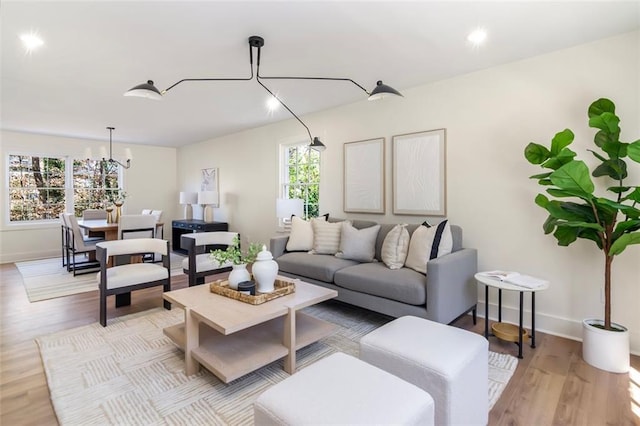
[163,277,338,383]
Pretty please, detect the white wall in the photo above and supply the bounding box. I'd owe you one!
[178,31,640,353]
[0,130,179,263]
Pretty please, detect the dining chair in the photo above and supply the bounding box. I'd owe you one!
[151,210,164,239]
[96,238,171,326]
[181,231,239,286]
[118,214,156,240]
[80,209,108,238]
[65,213,101,275]
[59,213,69,267]
[119,214,158,262]
[82,209,108,220]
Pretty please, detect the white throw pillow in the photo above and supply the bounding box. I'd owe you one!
[336,222,381,262]
[286,215,326,252]
[311,220,342,255]
[381,224,410,269]
[404,220,453,274]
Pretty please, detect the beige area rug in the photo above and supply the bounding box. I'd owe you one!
[16,253,186,302]
[37,302,518,425]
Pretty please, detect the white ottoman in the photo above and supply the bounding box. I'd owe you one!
[360,316,488,426]
[254,352,435,425]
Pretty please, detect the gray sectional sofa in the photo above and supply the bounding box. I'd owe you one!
[270,219,478,325]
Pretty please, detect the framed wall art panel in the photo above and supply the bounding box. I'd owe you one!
[392,129,446,216]
[343,138,385,214]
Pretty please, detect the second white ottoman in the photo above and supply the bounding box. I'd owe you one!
[360,316,489,426]
[254,352,435,425]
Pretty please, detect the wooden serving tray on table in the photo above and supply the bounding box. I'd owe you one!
[209,277,296,305]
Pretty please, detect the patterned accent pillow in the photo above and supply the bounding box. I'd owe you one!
[336,221,381,262]
[286,215,327,252]
[404,220,453,274]
[381,224,410,269]
[311,220,342,255]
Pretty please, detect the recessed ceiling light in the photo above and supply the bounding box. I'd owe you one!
[20,32,44,53]
[467,28,487,47]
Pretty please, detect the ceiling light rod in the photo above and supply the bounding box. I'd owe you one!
[250,36,401,100]
[104,127,131,169]
[250,37,325,150]
[125,35,402,150]
[256,77,315,146]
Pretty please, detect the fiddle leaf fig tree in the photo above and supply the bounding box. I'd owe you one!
[524,98,640,331]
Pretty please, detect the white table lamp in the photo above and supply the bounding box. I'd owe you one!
[179,191,198,220]
[198,191,219,223]
[276,198,304,229]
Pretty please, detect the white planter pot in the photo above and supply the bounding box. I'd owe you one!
[228,264,250,290]
[582,319,630,373]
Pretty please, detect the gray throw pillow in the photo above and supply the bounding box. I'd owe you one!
[336,221,381,262]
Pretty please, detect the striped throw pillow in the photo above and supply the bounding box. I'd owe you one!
[405,220,453,274]
[311,220,342,255]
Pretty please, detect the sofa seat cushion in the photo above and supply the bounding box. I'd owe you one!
[277,252,359,283]
[334,263,426,305]
[182,254,231,273]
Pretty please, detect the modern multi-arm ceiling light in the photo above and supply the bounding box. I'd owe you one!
[103,126,131,169]
[124,35,403,151]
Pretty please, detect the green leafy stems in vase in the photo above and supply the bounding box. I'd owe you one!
[209,235,262,266]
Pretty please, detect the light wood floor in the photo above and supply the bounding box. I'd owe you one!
[1,262,638,425]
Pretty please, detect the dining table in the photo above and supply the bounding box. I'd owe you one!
[77,219,164,241]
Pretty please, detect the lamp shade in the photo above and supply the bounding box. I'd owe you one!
[368,80,403,101]
[198,191,218,206]
[309,137,326,152]
[179,191,198,205]
[124,80,163,100]
[276,198,304,219]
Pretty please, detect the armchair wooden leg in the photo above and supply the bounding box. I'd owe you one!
[100,291,107,327]
[472,306,477,325]
[163,283,171,310]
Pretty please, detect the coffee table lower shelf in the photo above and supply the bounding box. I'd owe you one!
[164,312,335,383]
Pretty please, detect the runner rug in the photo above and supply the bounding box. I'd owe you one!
[37,302,518,425]
[16,253,186,302]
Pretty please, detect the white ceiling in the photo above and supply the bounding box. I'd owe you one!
[2,1,639,148]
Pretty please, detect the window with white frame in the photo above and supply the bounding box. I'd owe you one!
[73,159,121,216]
[8,155,66,221]
[7,154,123,223]
[280,143,321,219]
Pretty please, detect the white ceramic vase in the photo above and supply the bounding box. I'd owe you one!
[582,319,630,373]
[228,264,250,290]
[252,245,278,293]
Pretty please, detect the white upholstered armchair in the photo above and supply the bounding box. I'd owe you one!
[96,238,171,326]
[181,231,238,286]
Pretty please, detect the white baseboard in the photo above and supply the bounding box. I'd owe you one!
[0,249,60,265]
[477,300,639,356]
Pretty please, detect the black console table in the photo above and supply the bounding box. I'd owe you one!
[171,220,229,254]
